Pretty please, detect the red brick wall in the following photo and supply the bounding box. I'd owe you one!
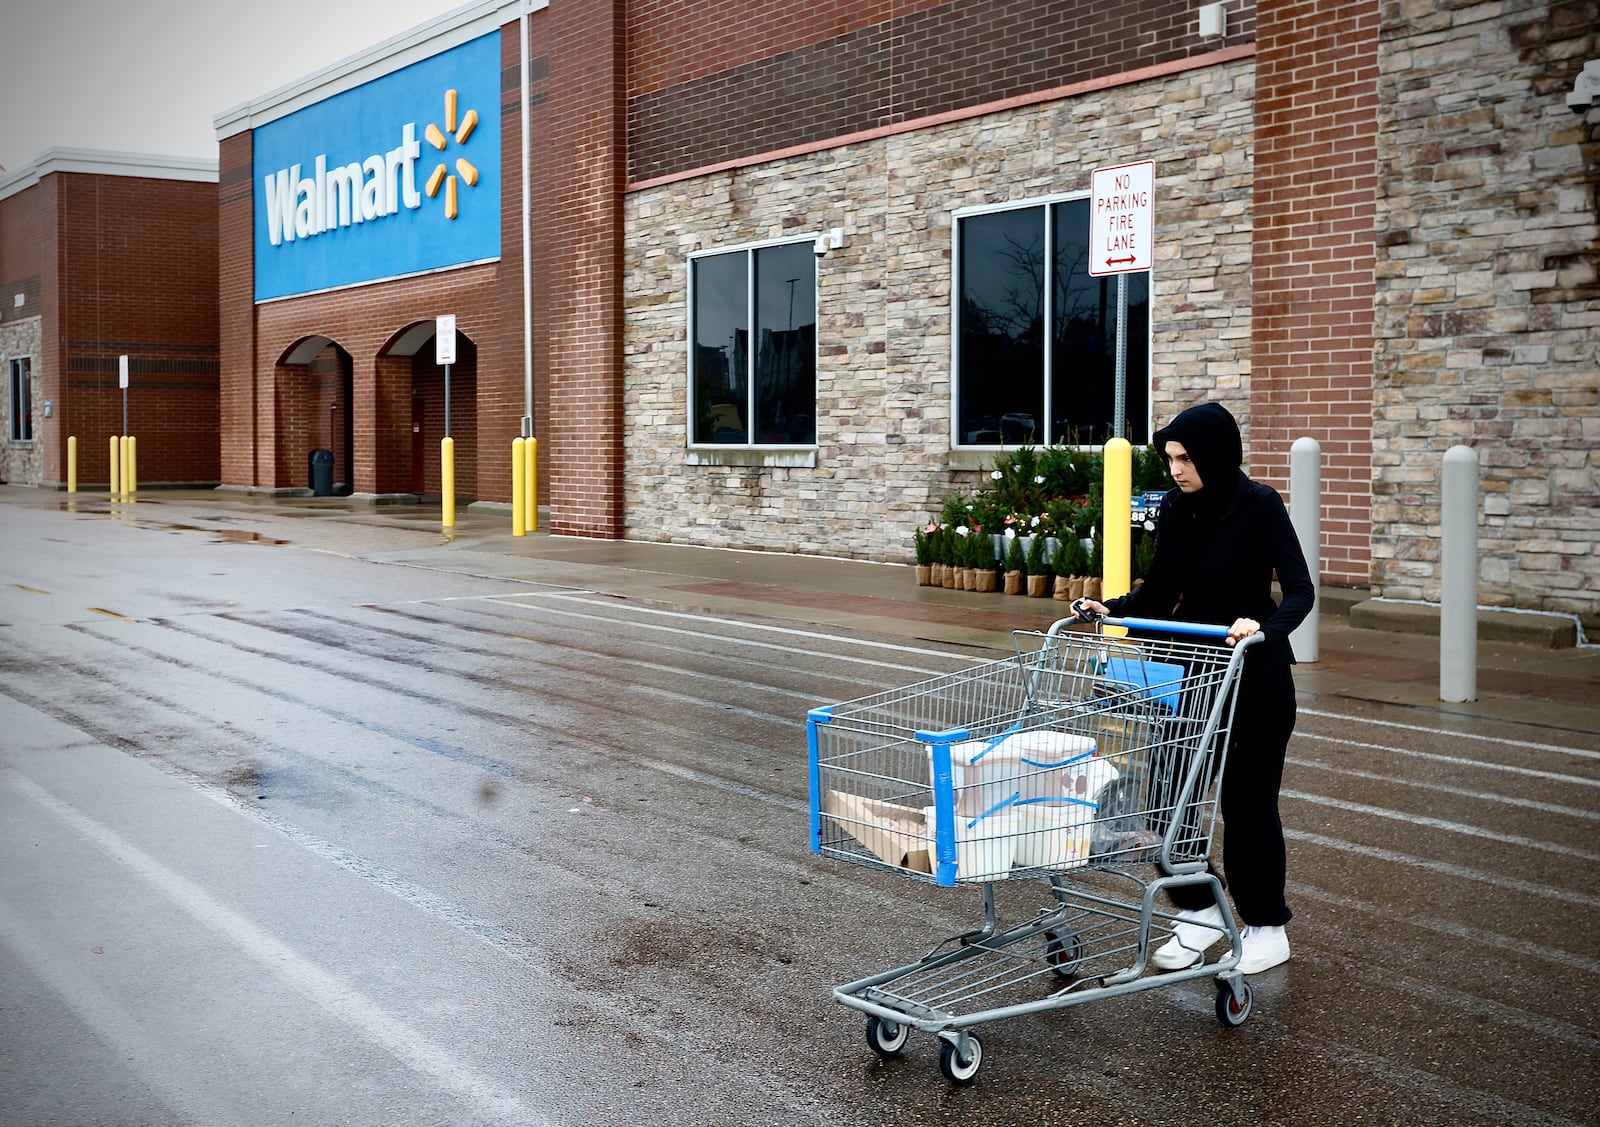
[627,0,944,93]
[55,172,219,485]
[539,0,627,536]
[1250,0,1380,588]
[0,176,53,475]
[0,177,47,324]
[247,266,502,494]
[627,0,1257,182]
[219,133,258,488]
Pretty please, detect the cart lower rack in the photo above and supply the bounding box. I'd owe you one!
[806,615,1262,1084]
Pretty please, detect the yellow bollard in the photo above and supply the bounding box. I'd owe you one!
[1102,438,1133,638]
[441,436,455,529]
[109,435,120,496]
[525,437,537,532]
[127,435,137,497]
[68,436,77,493]
[512,437,527,536]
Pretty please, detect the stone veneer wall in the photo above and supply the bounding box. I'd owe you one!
[0,318,43,485]
[1372,1,1599,629]
[623,59,1256,562]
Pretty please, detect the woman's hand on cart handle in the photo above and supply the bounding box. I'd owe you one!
[1071,597,1109,623]
[1225,617,1261,647]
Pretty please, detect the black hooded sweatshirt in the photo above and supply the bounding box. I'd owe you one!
[1104,402,1315,666]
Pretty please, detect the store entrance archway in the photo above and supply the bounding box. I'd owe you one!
[379,322,477,501]
[275,335,353,494]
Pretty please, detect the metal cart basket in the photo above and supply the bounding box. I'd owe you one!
[806,615,1262,1084]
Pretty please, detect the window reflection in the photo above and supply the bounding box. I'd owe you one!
[690,241,816,446]
[955,199,1148,446]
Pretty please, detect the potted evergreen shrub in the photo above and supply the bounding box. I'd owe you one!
[1003,532,1026,595]
[914,524,935,586]
[1025,530,1051,597]
[972,524,998,592]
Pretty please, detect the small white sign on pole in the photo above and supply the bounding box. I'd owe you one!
[1088,160,1155,276]
[118,355,129,389]
[435,315,457,366]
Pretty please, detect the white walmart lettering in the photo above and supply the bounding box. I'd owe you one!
[263,123,422,246]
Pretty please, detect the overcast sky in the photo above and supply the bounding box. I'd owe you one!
[0,0,469,173]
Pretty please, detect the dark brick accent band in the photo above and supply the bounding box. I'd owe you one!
[628,0,1256,182]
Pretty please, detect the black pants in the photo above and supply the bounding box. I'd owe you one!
[1167,660,1296,927]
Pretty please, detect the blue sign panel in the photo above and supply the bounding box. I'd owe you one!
[253,32,501,301]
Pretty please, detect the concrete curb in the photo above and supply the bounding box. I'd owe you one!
[1347,599,1579,649]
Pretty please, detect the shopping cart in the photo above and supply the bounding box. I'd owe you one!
[806,614,1261,1084]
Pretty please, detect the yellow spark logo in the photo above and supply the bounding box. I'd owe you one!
[423,89,479,220]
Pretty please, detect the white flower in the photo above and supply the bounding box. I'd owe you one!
[955,525,970,537]
[1034,475,1045,485]
[1003,528,1016,539]
[991,470,1003,480]
[1030,516,1041,528]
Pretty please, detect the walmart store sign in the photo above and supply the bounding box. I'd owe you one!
[253,32,500,301]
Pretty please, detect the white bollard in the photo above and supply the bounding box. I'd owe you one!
[1440,445,1479,702]
[1289,437,1321,663]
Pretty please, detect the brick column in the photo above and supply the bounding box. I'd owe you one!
[541,0,626,537]
[1250,0,1381,588]
[219,133,258,487]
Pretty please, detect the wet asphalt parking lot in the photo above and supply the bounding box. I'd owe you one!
[1,489,1597,1126]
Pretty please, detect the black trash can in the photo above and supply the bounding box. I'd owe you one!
[309,449,335,496]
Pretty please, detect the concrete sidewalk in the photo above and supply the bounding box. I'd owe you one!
[9,486,1598,734]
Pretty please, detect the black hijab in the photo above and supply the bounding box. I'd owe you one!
[1152,402,1247,518]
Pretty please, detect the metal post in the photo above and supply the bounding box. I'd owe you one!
[525,437,538,532]
[441,436,456,530]
[67,436,77,493]
[1440,445,1479,702]
[444,363,452,439]
[1113,273,1128,439]
[1289,436,1321,662]
[108,435,119,496]
[1102,438,1132,639]
[512,437,527,536]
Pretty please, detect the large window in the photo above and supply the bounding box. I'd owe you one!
[8,358,31,442]
[689,240,817,446]
[954,197,1149,447]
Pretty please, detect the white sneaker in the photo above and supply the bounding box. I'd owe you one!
[1149,905,1227,970]
[1237,925,1291,974]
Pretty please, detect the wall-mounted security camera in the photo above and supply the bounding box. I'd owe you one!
[814,227,845,257]
[1568,60,1600,115]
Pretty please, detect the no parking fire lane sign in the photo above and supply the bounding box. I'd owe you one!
[1089,160,1154,276]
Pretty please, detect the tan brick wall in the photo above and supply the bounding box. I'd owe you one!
[0,319,43,484]
[1372,0,1599,628]
[622,58,1257,562]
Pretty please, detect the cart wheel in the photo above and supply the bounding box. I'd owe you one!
[865,1015,910,1058]
[938,1034,984,1086]
[1215,979,1253,1027]
[1044,930,1084,978]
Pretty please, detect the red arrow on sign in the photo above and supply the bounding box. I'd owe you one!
[1104,256,1138,267]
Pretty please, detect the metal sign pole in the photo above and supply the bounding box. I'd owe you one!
[1113,273,1127,440]
[444,363,452,438]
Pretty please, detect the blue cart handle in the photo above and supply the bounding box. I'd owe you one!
[1105,616,1264,645]
[1067,599,1264,644]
